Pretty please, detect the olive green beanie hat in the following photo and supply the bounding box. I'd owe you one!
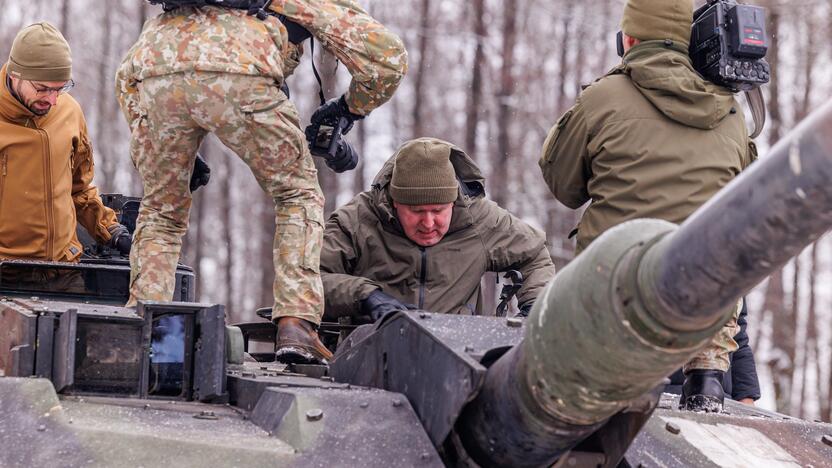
[390,139,459,205]
[621,0,693,48]
[8,22,72,82]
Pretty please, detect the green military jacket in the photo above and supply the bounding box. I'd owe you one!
[539,41,756,252]
[321,139,555,319]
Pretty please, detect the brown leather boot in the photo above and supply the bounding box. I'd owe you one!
[274,317,334,365]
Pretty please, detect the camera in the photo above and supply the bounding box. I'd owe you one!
[690,0,770,92]
[307,116,359,173]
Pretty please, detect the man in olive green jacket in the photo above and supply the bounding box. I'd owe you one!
[539,0,757,412]
[322,138,555,322]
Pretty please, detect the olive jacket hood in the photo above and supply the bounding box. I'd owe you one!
[321,138,555,319]
[540,42,756,252]
[626,41,736,130]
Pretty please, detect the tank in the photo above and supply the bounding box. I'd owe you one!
[2,100,832,467]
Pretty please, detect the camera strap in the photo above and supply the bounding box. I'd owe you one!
[745,88,766,139]
[309,39,327,106]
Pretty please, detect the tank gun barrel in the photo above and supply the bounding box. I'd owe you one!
[457,100,832,467]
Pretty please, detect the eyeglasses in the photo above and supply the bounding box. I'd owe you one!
[27,79,75,96]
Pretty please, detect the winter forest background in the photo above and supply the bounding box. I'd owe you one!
[1,0,829,420]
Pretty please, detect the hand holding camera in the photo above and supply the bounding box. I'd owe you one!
[305,95,364,173]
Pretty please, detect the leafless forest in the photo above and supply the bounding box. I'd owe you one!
[1,0,829,420]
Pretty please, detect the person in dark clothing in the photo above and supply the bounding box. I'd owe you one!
[666,300,761,404]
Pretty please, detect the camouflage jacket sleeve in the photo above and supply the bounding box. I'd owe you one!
[474,199,556,309]
[538,100,592,209]
[320,207,381,320]
[272,0,408,115]
[72,116,119,244]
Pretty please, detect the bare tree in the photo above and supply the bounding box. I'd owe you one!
[492,0,519,208]
[257,193,277,310]
[222,155,236,320]
[465,0,487,156]
[765,3,783,145]
[411,0,433,138]
[59,0,70,39]
[94,6,116,190]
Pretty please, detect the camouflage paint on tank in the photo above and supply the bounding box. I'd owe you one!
[125,72,324,325]
[523,220,735,427]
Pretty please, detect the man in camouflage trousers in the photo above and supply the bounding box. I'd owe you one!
[116,1,407,364]
[539,0,757,411]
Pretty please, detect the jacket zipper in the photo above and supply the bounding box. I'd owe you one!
[40,128,55,260]
[0,153,6,219]
[418,247,427,309]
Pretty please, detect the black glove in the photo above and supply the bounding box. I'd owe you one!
[190,153,211,192]
[304,96,363,173]
[107,224,132,256]
[517,302,534,318]
[360,290,415,322]
[307,95,364,137]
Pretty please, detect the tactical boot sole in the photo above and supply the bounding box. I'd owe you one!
[275,346,329,366]
[682,395,724,413]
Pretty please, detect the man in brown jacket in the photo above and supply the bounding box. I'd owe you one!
[0,23,128,263]
[539,0,757,412]
[322,138,555,322]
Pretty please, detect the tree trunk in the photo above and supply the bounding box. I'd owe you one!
[258,193,276,310]
[59,0,70,40]
[411,0,433,138]
[492,0,519,209]
[94,7,115,191]
[800,244,818,419]
[465,0,487,156]
[191,189,207,301]
[761,268,788,412]
[782,259,800,414]
[554,1,574,116]
[597,0,614,75]
[313,43,340,216]
[765,4,782,145]
[353,117,367,194]
[222,156,235,321]
[795,12,816,122]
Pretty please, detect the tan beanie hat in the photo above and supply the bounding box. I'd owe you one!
[621,0,694,48]
[390,139,459,205]
[8,22,72,82]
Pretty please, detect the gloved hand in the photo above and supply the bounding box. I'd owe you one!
[190,152,211,193]
[107,224,132,256]
[360,290,415,322]
[307,95,364,137]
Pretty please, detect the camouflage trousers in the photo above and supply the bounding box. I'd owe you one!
[684,298,742,373]
[125,71,325,325]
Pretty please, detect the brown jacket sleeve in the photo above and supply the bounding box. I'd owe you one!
[476,199,556,309]
[320,205,381,319]
[539,100,592,209]
[72,117,118,244]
